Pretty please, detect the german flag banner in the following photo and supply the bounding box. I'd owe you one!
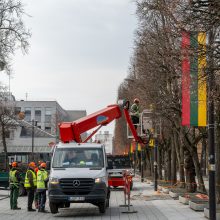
[181,32,207,127]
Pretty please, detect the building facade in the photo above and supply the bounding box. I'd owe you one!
[95,131,113,154]
[1,100,86,163]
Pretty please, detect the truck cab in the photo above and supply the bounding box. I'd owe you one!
[107,154,134,190]
[48,142,110,214]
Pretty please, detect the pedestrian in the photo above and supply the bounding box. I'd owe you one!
[34,167,39,209]
[37,162,49,212]
[130,98,140,129]
[9,162,21,210]
[24,162,37,212]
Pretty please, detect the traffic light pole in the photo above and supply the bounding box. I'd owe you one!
[154,141,158,191]
[141,148,144,182]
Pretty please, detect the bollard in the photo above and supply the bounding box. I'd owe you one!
[119,170,129,207]
[121,170,137,214]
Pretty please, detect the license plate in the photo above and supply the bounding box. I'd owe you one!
[69,196,85,201]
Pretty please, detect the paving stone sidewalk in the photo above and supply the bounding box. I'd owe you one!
[0,178,206,220]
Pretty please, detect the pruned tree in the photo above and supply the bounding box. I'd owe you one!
[0,0,31,72]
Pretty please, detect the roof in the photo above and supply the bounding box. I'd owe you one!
[56,142,103,149]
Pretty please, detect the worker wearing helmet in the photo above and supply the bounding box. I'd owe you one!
[130,98,140,129]
[9,161,21,210]
[34,167,39,209]
[24,162,37,211]
[37,162,49,212]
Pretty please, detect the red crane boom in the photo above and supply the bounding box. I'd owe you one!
[59,101,142,144]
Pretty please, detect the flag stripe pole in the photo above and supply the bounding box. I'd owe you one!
[182,32,190,126]
[190,33,198,126]
[198,32,207,126]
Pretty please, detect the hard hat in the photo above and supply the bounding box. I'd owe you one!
[134,98,140,103]
[12,162,18,167]
[29,162,36,167]
[40,162,46,168]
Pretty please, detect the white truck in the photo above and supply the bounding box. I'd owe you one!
[48,142,110,214]
[48,101,143,214]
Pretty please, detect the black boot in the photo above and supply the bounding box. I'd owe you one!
[28,208,36,212]
[13,207,21,210]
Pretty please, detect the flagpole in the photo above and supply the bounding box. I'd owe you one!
[208,28,216,220]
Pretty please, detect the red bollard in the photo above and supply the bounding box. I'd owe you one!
[121,170,137,214]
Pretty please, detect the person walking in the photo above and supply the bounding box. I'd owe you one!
[37,162,49,212]
[130,98,140,129]
[9,162,21,210]
[24,162,37,212]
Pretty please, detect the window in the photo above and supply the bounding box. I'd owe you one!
[15,107,21,115]
[52,148,104,168]
[45,126,51,133]
[45,107,52,123]
[35,108,41,122]
[20,126,31,137]
[24,107,31,122]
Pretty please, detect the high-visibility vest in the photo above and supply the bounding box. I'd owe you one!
[9,170,19,187]
[131,103,140,117]
[37,169,48,189]
[24,169,37,188]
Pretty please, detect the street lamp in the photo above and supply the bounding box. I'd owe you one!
[31,119,37,161]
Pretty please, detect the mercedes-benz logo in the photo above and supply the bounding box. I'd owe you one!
[73,180,80,187]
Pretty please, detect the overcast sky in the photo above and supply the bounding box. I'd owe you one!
[1,0,137,133]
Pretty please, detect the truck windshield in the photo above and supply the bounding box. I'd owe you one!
[52,148,104,168]
[107,156,131,169]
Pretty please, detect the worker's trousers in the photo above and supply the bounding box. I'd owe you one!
[38,190,46,211]
[10,185,19,209]
[27,188,35,209]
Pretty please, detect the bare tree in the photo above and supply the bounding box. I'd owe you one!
[0,0,31,72]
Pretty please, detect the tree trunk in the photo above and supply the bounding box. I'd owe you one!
[215,104,220,203]
[179,144,185,188]
[192,147,206,193]
[1,123,8,170]
[1,123,7,154]
[167,149,171,183]
[171,137,177,185]
[184,148,197,193]
[200,138,207,176]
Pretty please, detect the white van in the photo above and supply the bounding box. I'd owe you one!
[48,142,110,214]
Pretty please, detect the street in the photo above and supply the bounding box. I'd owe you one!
[0,177,206,220]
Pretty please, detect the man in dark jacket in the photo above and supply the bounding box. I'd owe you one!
[9,162,21,210]
[24,162,37,211]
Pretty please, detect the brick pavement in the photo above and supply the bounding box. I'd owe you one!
[0,179,206,220]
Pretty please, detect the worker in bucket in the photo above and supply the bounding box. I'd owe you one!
[130,98,140,129]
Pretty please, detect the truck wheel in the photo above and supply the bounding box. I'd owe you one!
[19,184,26,196]
[98,201,106,214]
[49,202,59,214]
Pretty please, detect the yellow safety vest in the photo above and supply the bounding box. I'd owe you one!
[24,169,37,188]
[9,170,19,187]
[37,169,48,189]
